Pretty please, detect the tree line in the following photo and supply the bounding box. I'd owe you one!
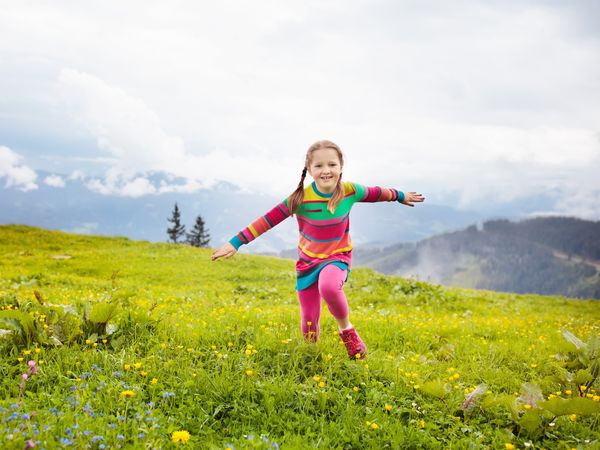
[166,203,210,247]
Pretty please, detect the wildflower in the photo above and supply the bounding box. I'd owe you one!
[505,444,515,450]
[124,364,131,371]
[580,385,588,392]
[353,386,360,392]
[523,404,532,410]
[245,349,252,356]
[318,381,325,388]
[161,343,167,349]
[370,422,379,430]
[85,339,92,345]
[23,350,32,355]
[245,369,254,377]
[313,375,321,382]
[35,348,41,353]
[171,430,191,444]
[140,371,148,377]
[151,378,158,385]
[593,395,600,402]
[569,414,577,421]
[134,362,142,369]
[187,348,193,353]
[121,390,135,398]
[565,389,572,395]
[384,404,392,412]
[417,419,426,429]
[18,357,23,362]
[24,439,35,448]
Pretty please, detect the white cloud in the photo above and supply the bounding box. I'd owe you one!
[0,146,38,191]
[43,174,66,187]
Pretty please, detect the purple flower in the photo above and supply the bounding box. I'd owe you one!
[22,373,28,380]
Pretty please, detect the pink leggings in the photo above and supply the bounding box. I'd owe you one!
[297,264,349,342]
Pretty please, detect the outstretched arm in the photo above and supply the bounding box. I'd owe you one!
[357,184,425,207]
[211,200,291,262]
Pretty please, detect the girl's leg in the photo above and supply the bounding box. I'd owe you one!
[318,264,351,331]
[319,264,367,358]
[297,282,322,342]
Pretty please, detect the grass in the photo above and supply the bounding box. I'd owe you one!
[0,224,599,449]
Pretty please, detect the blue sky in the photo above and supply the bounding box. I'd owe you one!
[1,0,599,219]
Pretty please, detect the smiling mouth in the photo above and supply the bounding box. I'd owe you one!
[321,176,333,181]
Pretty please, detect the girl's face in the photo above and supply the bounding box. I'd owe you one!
[307,148,342,194]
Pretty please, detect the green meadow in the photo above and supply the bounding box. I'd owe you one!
[1,225,599,449]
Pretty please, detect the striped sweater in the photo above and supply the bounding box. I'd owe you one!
[229,181,404,290]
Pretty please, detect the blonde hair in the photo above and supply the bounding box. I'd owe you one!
[288,140,345,215]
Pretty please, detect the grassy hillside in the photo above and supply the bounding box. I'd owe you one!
[354,217,600,299]
[1,225,599,449]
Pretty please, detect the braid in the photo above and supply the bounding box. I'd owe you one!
[287,167,307,215]
[327,172,345,214]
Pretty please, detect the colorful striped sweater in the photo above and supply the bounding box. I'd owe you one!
[229,181,404,290]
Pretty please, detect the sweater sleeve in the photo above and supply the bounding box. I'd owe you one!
[229,200,291,250]
[353,182,405,203]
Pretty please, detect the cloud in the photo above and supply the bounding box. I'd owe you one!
[1,1,599,217]
[43,174,66,187]
[0,146,38,191]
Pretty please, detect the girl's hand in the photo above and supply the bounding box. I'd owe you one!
[211,243,237,261]
[401,192,425,207]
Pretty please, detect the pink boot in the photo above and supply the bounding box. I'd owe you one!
[339,328,367,359]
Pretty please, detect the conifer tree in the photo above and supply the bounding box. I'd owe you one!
[187,215,211,247]
[167,203,186,243]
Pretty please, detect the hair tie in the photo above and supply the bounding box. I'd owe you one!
[301,167,307,178]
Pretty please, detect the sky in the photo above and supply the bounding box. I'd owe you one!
[1,0,599,219]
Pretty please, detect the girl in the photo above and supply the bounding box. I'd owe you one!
[211,140,424,359]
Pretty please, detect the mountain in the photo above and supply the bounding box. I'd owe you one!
[352,217,600,299]
[1,170,502,252]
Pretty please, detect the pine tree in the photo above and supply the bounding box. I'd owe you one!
[187,215,211,247]
[167,203,186,243]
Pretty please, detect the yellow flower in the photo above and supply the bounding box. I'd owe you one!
[565,389,572,395]
[245,349,252,356]
[245,369,254,377]
[124,364,131,371]
[18,357,23,362]
[523,404,532,410]
[580,385,588,392]
[370,422,379,430]
[384,404,392,412]
[318,381,325,388]
[187,348,193,353]
[505,444,515,450]
[85,340,92,345]
[171,430,191,444]
[593,395,600,402]
[417,419,426,429]
[23,350,32,355]
[353,386,360,392]
[569,414,577,421]
[35,348,41,354]
[140,371,148,377]
[121,390,135,398]
[151,378,158,385]
[313,375,321,382]
[161,343,167,349]
[134,362,142,369]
